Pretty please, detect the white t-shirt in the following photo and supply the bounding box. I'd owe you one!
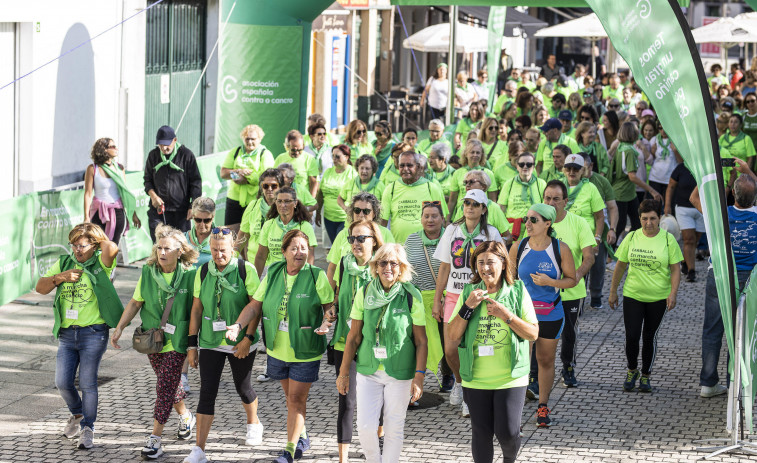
[648,138,679,184]
[433,223,503,294]
[427,77,449,110]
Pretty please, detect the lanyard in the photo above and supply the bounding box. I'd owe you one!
[375,303,391,347]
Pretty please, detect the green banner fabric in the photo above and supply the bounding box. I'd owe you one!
[215,24,303,154]
[32,189,85,280]
[487,7,507,104]
[587,0,740,414]
[745,0,757,13]
[743,269,757,431]
[0,196,33,306]
[392,0,689,6]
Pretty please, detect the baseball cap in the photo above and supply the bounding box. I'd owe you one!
[463,189,488,206]
[721,100,735,111]
[641,109,656,118]
[539,118,563,132]
[564,154,585,169]
[156,125,177,145]
[558,110,573,121]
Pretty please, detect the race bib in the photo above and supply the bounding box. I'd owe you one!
[278,320,289,332]
[164,323,176,335]
[212,320,227,332]
[65,309,78,320]
[373,346,388,359]
[478,345,495,357]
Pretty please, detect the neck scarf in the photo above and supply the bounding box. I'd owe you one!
[99,162,137,228]
[239,145,265,170]
[436,165,454,183]
[656,135,671,160]
[721,131,746,150]
[149,262,184,298]
[364,277,403,310]
[260,198,272,217]
[308,141,328,159]
[76,252,101,282]
[188,227,211,254]
[207,259,239,294]
[405,176,430,187]
[566,178,589,210]
[514,175,538,203]
[154,143,184,172]
[422,227,445,246]
[343,254,371,283]
[356,175,380,192]
[460,222,481,250]
[276,216,298,234]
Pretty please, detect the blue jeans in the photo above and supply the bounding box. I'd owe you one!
[324,217,345,244]
[700,269,751,387]
[55,324,109,430]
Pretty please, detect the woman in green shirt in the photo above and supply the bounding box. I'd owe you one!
[318,145,357,243]
[372,121,395,176]
[332,220,385,463]
[338,154,385,216]
[336,243,428,463]
[111,225,199,459]
[448,241,538,463]
[305,123,333,176]
[609,200,682,393]
[220,124,275,230]
[455,101,485,148]
[185,197,216,270]
[345,119,373,164]
[497,152,547,242]
[575,121,609,176]
[478,117,508,167]
[229,230,336,463]
[447,139,498,222]
[719,113,757,182]
[237,169,283,261]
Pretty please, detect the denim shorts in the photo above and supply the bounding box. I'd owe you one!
[266,355,320,383]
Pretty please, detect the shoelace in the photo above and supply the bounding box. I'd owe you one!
[179,416,190,431]
[146,437,159,448]
[625,370,638,382]
[537,406,550,418]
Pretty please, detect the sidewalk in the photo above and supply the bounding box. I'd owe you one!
[0,247,748,462]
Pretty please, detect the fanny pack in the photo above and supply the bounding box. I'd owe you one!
[533,300,557,316]
[132,297,174,354]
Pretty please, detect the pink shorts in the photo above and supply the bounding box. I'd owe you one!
[443,292,461,323]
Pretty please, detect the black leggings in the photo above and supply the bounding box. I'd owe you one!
[91,207,126,245]
[225,198,246,226]
[438,321,452,376]
[560,299,581,369]
[623,296,667,375]
[197,349,258,415]
[615,197,641,238]
[463,386,526,463]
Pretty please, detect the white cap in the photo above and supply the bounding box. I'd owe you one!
[463,189,488,205]
[564,154,585,169]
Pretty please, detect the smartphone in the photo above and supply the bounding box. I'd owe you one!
[721,158,736,168]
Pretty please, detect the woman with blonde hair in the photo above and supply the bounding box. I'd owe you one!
[479,117,508,167]
[111,225,199,459]
[344,120,373,164]
[337,243,428,463]
[221,125,275,230]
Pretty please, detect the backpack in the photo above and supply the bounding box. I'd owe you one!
[515,236,563,303]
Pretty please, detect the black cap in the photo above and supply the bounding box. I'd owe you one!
[156,125,176,145]
[558,110,573,121]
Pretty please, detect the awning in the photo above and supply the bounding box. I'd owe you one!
[435,6,547,37]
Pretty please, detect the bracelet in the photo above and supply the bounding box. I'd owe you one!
[186,346,198,351]
[245,333,255,341]
[459,303,475,321]
[415,369,426,374]
[188,335,198,347]
[610,228,616,232]
[337,375,349,379]
[505,315,514,325]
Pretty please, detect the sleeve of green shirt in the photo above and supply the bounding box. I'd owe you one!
[43,259,62,278]
[258,220,272,249]
[133,275,144,302]
[193,271,202,298]
[380,183,393,221]
[432,182,450,217]
[449,170,462,193]
[615,232,632,263]
[589,186,605,213]
[625,150,639,173]
[307,157,319,177]
[243,262,260,296]
[746,136,757,158]
[410,290,426,325]
[350,286,365,320]
[601,177,616,201]
[667,232,684,265]
[576,216,597,249]
[252,273,270,302]
[315,271,335,304]
[301,221,318,247]
[498,179,512,206]
[221,149,236,169]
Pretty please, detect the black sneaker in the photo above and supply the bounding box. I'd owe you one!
[687,270,696,282]
[639,376,652,392]
[623,369,640,391]
[440,374,454,393]
[293,436,310,460]
[681,261,688,275]
[561,367,578,387]
[273,450,293,463]
[536,404,551,427]
[526,377,539,400]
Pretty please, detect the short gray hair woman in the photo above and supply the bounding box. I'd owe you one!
[187,197,216,269]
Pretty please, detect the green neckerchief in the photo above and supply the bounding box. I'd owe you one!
[721,131,746,151]
[422,227,445,246]
[656,135,671,160]
[260,198,272,217]
[154,142,184,172]
[76,252,101,282]
[149,263,184,298]
[435,165,454,183]
[472,279,508,302]
[308,141,328,160]
[188,227,211,254]
[405,176,430,187]
[99,162,137,228]
[579,141,596,157]
[343,254,371,283]
[276,216,298,234]
[566,178,589,210]
[364,277,403,310]
[207,259,239,294]
[514,175,538,203]
[238,145,265,170]
[459,222,481,250]
[457,82,470,91]
[373,140,395,164]
[504,162,518,172]
[356,175,380,192]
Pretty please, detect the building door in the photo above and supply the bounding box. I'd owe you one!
[144,0,206,158]
[0,23,16,200]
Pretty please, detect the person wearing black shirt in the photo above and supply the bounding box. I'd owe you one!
[143,125,203,242]
[540,54,563,82]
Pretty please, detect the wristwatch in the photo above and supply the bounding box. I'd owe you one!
[245,333,255,342]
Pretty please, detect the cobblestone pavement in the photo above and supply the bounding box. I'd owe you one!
[0,244,751,462]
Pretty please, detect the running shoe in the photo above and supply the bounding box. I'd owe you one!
[178,411,196,440]
[63,415,83,438]
[440,374,454,393]
[639,376,652,392]
[273,450,293,463]
[561,367,578,387]
[623,369,640,391]
[77,426,94,449]
[701,384,728,398]
[141,435,163,459]
[461,402,470,418]
[294,436,310,459]
[536,405,551,428]
[257,373,271,382]
[183,446,208,463]
[245,422,264,446]
[526,377,539,400]
[181,373,191,393]
[449,382,463,406]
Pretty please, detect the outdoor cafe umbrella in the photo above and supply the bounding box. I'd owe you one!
[533,13,607,78]
[403,22,490,53]
[691,16,757,70]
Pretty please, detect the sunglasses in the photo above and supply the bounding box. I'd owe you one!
[107,144,117,149]
[398,163,416,169]
[244,137,256,142]
[315,131,327,136]
[355,130,366,135]
[518,162,535,168]
[70,243,94,251]
[747,100,757,104]
[347,235,374,244]
[377,260,400,269]
[353,207,372,216]
[290,148,304,154]
[261,184,279,191]
[422,200,441,207]
[523,216,541,224]
[488,126,499,131]
[194,217,213,224]
[463,199,482,208]
[211,227,232,235]
[462,179,481,186]
[276,199,295,205]
[608,104,620,109]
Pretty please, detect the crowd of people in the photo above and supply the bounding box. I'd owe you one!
[38,61,757,463]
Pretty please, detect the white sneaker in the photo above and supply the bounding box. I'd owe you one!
[62,415,83,438]
[449,382,463,406]
[183,445,208,463]
[177,411,196,440]
[181,373,191,393]
[461,402,470,418]
[257,373,271,382]
[245,422,264,446]
[701,384,728,398]
[77,426,94,449]
[141,435,163,459]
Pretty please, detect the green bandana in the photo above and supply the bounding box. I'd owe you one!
[356,175,380,193]
[566,178,588,210]
[154,143,184,172]
[514,175,538,203]
[276,217,298,234]
[364,277,403,310]
[436,165,455,183]
[343,254,372,283]
[76,252,101,282]
[422,227,445,246]
[406,176,430,187]
[721,131,746,151]
[149,263,184,298]
[260,198,272,217]
[188,227,211,255]
[459,222,481,251]
[656,135,671,160]
[99,162,137,228]
[238,145,265,171]
[207,259,239,295]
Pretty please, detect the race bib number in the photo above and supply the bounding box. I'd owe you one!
[164,323,176,335]
[278,320,289,332]
[478,345,495,357]
[65,310,78,320]
[212,320,227,332]
[373,347,388,359]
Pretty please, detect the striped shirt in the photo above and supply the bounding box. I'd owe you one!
[404,232,440,292]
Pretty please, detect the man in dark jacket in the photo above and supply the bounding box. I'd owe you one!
[143,125,202,242]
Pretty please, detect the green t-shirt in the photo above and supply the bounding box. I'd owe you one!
[239,198,271,258]
[449,166,498,195]
[450,284,537,389]
[332,258,370,351]
[615,230,683,303]
[718,132,757,163]
[538,166,567,184]
[492,94,513,115]
[44,254,116,329]
[258,219,318,267]
[481,140,508,167]
[381,180,449,244]
[222,146,275,205]
[292,182,317,207]
[416,138,452,157]
[536,135,580,172]
[252,270,333,362]
[339,178,385,207]
[493,161,518,186]
[274,152,319,187]
[609,145,639,202]
[321,167,357,222]
[327,225,396,265]
[346,142,374,164]
[566,181,605,234]
[434,165,456,197]
[497,177,547,225]
[552,211,596,301]
[587,172,616,202]
[133,271,176,353]
[349,282,426,371]
[743,112,757,148]
[602,86,623,102]
[455,118,481,145]
[379,164,401,185]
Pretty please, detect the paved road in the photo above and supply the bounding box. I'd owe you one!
[0,242,748,462]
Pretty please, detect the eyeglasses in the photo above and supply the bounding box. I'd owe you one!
[422,200,441,207]
[488,126,499,131]
[462,179,481,186]
[398,163,416,169]
[211,227,232,235]
[583,93,593,98]
[355,130,366,135]
[315,131,327,136]
[523,216,541,224]
[518,162,535,168]
[70,243,94,251]
[377,260,400,269]
[747,99,757,104]
[107,144,117,149]
[463,199,482,208]
[157,246,178,253]
[244,137,256,142]
[353,207,372,216]
[580,116,593,122]
[261,183,279,191]
[608,104,620,109]
[404,136,417,140]
[525,137,539,143]
[290,148,304,154]
[429,129,442,133]
[194,217,213,224]
[276,199,296,205]
[347,235,374,244]
[565,166,581,173]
